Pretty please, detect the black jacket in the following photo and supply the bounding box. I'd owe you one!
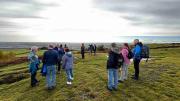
[107,51,121,69]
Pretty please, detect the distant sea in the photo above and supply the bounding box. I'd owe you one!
[0,36,179,49]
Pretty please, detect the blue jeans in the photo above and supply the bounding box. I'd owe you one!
[108,69,119,89]
[46,65,56,88]
[65,69,73,82]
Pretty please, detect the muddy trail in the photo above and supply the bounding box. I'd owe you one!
[0,56,43,67]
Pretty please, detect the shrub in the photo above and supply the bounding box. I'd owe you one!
[40,47,48,50]
[0,51,15,62]
[97,45,105,51]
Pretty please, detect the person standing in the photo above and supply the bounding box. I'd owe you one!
[119,43,131,82]
[89,44,93,56]
[62,48,74,85]
[93,44,97,56]
[28,46,40,87]
[106,43,120,91]
[57,44,65,73]
[132,39,142,80]
[42,44,59,90]
[81,43,85,59]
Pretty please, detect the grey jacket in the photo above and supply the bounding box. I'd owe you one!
[62,52,74,70]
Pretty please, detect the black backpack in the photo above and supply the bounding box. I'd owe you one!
[127,50,133,59]
[141,45,150,58]
[117,53,124,67]
[107,51,124,68]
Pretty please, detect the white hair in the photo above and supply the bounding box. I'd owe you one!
[31,46,38,51]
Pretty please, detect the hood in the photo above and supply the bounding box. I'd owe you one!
[111,47,119,54]
[65,52,72,57]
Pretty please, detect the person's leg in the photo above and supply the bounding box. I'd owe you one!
[133,60,136,77]
[119,64,125,81]
[59,59,62,72]
[65,69,71,82]
[57,60,60,72]
[134,59,140,79]
[82,53,84,59]
[34,72,38,83]
[51,65,56,87]
[46,66,51,88]
[107,69,113,90]
[124,64,129,80]
[123,64,126,80]
[136,59,140,79]
[113,69,119,89]
[31,73,35,87]
[70,68,73,79]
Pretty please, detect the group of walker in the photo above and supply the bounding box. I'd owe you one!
[28,44,74,89]
[28,39,149,91]
[106,39,147,91]
[80,43,97,59]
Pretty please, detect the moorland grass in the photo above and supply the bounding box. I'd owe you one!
[0,45,180,101]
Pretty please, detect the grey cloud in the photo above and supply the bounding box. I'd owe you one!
[0,20,16,28]
[94,0,180,35]
[0,34,34,42]
[0,0,57,36]
[0,0,47,19]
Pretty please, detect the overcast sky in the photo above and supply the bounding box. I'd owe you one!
[0,0,180,42]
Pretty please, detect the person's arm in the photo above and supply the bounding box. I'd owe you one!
[134,46,141,58]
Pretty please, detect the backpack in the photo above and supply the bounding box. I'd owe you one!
[141,45,150,58]
[107,51,124,68]
[117,53,124,67]
[40,64,47,76]
[127,50,133,59]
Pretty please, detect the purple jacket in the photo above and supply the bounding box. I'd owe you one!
[62,52,74,70]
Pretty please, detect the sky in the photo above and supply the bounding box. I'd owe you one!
[0,0,180,42]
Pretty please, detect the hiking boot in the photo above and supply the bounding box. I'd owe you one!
[118,80,124,83]
[51,86,56,89]
[112,87,118,91]
[131,77,138,80]
[107,86,113,91]
[47,87,52,90]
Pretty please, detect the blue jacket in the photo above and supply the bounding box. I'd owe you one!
[43,49,59,66]
[28,51,40,74]
[132,44,142,60]
[62,52,74,70]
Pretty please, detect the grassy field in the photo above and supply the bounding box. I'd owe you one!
[0,44,180,101]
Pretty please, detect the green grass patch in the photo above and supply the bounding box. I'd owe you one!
[0,44,180,101]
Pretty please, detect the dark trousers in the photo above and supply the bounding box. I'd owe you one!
[81,53,85,59]
[94,51,96,56]
[31,72,38,87]
[57,60,62,72]
[133,59,140,79]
